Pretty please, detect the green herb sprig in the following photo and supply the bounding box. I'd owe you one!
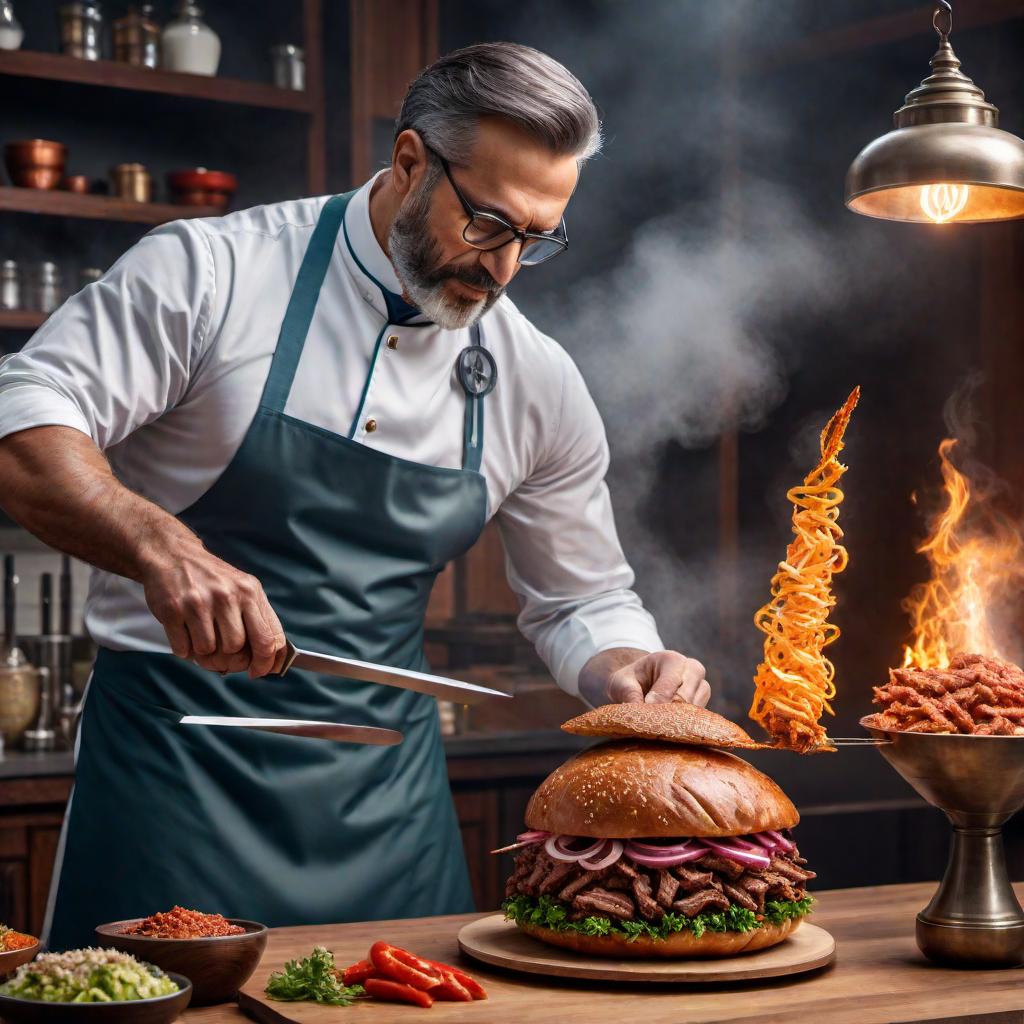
[265,946,364,1006]
[503,893,814,942]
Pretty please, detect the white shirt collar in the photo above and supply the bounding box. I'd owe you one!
[340,172,429,325]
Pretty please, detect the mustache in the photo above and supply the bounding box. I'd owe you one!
[434,264,503,297]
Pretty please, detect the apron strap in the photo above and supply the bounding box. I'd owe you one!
[462,322,485,473]
[260,186,488,474]
[259,192,353,414]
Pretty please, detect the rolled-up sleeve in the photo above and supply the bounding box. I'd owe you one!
[496,351,663,698]
[0,220,213,449]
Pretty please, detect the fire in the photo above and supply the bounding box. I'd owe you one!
[919,183,970,224]
[902,439,1023,669]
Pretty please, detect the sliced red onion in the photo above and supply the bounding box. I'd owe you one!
[628,840,695,856]
[765,829,796,852]
[624,843,707,868]
[702,838,771,869]
[544,835,606,863]
[729,837,764,852]
[579,839,624,871]
[516,830,551,844]
[751,832,780,850]
[555,836,606,858]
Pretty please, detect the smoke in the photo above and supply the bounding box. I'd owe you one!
[446,0,968,708]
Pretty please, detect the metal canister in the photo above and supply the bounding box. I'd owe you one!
[113,3,159,68]
[271,43,305,91]
[79,267,103,290]
[0,260,19,311]
[111,162,152,202]
[28,262,63,314]
[58,1,104,61]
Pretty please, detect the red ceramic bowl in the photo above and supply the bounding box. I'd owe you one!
[167,169,237,210]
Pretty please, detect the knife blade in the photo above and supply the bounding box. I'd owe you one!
[279,640,511,705]
[180,715,403,745]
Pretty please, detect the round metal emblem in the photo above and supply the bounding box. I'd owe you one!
[456,346,498,397]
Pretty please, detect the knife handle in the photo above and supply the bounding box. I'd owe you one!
[278,639,299,675]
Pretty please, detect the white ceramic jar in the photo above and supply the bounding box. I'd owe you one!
[0,1,24,50]
[162,0,220,76]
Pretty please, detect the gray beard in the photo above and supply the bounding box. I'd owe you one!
[388,171,504,330]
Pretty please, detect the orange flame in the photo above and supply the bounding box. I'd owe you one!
[901,439,1023,669]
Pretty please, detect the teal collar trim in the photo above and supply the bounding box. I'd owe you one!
[342,207,425,326]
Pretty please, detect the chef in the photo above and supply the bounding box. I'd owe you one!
[0,42,710,949]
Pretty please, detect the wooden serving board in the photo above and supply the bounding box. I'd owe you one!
[457,915,835,983]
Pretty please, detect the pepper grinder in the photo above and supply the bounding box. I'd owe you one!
[23,574,60,752]
[56,556,82,747]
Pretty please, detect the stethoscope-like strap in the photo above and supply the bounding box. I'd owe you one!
[259,192,352,414]
[462,322,484,473]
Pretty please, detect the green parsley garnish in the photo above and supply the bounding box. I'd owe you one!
[265,946,364,1006]
[503,893,814,942]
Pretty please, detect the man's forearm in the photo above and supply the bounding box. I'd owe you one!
[0,424,288,676]
[0,425,198,580]
[579,647,649,707]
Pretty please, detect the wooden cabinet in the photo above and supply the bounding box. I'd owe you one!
[0,776,72,936]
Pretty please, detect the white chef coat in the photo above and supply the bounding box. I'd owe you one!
[0,174,663,696]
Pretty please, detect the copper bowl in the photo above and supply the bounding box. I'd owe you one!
[4,140,67,190]
[61,175,90,194]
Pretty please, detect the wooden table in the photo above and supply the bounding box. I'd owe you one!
[184,882,1024,1024]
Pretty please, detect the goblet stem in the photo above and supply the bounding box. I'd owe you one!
[917,825,1024,966]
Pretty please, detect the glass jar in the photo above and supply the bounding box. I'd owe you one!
[28,262,63,314]
[162,1,220,76]
[0,260,20,311]
[0,1,24,51]
[271,44,305,91]
[0,649,40,746]
[58,1,104,61]
[113,3,160,68]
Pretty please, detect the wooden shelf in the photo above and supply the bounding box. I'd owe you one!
[0,49,312,112]
[0,187,220,224]
[0,310,47,330]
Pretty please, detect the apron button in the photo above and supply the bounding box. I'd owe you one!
[365,418,378,433]
[387,335,399,349]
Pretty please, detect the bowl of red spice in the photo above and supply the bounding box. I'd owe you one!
[95,907,267,1007]
[0,925,39,976]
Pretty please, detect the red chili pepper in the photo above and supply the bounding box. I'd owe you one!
[426,959,488,1000]
[369,941,441,991]
[341,959,377,986]
[364,977,434,1008]
[429,969,473,1002]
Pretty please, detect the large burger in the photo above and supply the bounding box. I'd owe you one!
[502,738,814,958]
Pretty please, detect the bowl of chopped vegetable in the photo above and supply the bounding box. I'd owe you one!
[0,924,40,976]
[0,948,191,1022]
[96,907,267,1006]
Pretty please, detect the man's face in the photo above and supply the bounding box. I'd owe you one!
[388,117,580,329]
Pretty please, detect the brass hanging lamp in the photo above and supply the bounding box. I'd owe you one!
[845,1,1024,224]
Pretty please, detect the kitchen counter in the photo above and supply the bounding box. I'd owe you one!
[183,882,1021,1024]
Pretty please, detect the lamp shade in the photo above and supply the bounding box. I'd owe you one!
[845,5,1024,224]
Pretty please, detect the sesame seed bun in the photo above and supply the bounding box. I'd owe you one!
[517,916,801,958]
[525,740,798,838]
[562,701,771,750]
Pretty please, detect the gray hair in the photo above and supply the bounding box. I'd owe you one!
[396,42,602,164]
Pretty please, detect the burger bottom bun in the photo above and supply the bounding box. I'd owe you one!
[517,916,800,959]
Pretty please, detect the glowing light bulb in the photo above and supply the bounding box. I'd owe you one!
[920,183,970,223]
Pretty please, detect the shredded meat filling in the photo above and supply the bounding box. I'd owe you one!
[507,844,812,921]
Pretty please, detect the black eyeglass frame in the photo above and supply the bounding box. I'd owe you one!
[425,146,570,267]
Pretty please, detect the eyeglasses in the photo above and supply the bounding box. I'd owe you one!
[426,147,569,267]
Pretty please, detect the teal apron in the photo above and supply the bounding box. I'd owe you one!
[47,192,488,950]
